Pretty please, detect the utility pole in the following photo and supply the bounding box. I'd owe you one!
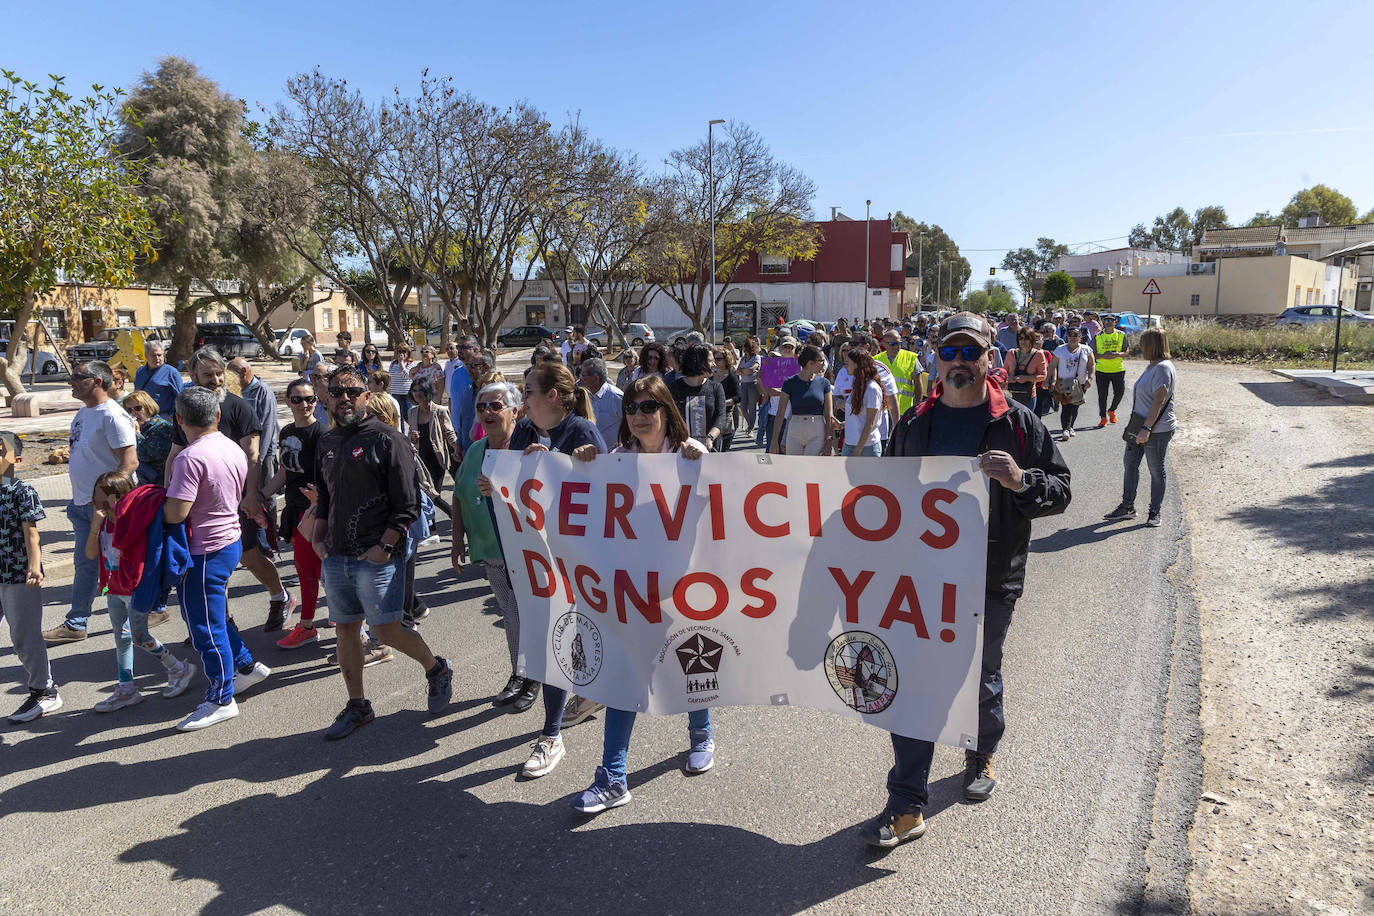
[863,200,872,324]
[917,230,925,306]
[936,250,943,309]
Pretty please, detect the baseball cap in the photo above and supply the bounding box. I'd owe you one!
[778,336,800,350]
[936,312,993,349]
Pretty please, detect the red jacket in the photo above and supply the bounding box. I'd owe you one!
[102,485,168,597]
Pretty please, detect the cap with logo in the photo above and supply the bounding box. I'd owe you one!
[936,312,993,349]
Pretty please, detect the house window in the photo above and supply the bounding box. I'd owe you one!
[760,253,790,275]
[1189,294,1200,307]
[1294,286,1302,307]
[217,310,233,323]
[40,310,67,338]
[352,307,362,328]
[116,310,136,327]
[322,309,332,329]
[526,305,546,325]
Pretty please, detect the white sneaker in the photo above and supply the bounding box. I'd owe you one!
[163,660,197,698]
[418,534,441,548]
[1068,428,1076,437]
[232,662,271,695]
[94,682,144,713]
[521,734,565,778]
[176,699,239,731]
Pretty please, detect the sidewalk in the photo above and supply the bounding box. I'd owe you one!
[31,472,78,583]
[1271,368,1374,404]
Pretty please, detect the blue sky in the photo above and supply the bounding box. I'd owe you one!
[6,0,1372,298]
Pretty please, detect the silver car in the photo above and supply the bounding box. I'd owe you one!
[1278,305,1373,326]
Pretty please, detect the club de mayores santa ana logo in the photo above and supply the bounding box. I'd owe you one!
[552,611,603,687]
[825,631,898,714]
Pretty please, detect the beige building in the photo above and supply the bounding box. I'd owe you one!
[1197,221,1374,311]
[1105,255,1357,317]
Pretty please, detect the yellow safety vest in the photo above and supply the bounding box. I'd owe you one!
[877,348,920,414]
[1094,331,1125,374]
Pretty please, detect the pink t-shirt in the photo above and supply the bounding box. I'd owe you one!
[166,431,247,555]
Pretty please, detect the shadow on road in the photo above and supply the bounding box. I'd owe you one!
[1030,520,1147,553]
[1237,380,1350,408]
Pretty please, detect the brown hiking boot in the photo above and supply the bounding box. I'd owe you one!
[858,808,926,848]
[43,624,86,645]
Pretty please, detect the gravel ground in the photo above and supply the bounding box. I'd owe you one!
[1174,363,1373,914]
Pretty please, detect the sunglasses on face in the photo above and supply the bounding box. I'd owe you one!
[288,395,318,405]
[476,401,506,413]
[70,373,96,382]
[328,386,366,399]
[938,345,986,362]
[622,400,664,416]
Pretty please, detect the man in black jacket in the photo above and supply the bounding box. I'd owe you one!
[312,365,453,739]
[861,312,1072,848]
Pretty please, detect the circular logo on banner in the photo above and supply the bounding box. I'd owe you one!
[825,631,898,714]
[552,611,603,687]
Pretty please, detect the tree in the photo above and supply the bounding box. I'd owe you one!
[647,122,820,332]
[0,71,157,395]
[1280,185,1357,227]
[1042,271,1075,304]
[1128,206,1192,252]
[961,280,1015,314]
[118,56,249,361]
[894,212,971,306]
[1245,211,1282,227]
[1361,208,1374,225]
[1190,205,1229,248]
[998,236,1067,303]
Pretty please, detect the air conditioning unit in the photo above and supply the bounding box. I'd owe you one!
[1189,263,1208,274]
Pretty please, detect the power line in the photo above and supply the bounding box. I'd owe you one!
[956,235,1130,253]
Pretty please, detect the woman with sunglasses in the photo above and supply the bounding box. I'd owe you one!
[635,342,667,381]
[264,378,329,649]
[389,345,416,431]
[482,362,606,781]
[565,376,710,813]
[407,376,457,517]
[358,344,382,376]
[453,381,540,712]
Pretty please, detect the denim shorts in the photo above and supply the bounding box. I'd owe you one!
[322,554,406,625]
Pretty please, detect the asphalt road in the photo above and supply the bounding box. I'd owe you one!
[0,397,1197,915]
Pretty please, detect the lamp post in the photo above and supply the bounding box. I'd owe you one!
[936,250,944,309]
[707,118,725,345]
[917,230,925,307]
[864,199,872,325]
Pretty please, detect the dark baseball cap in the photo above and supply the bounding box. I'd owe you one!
[937,312,993,348]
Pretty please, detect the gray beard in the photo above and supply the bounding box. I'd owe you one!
[946,371,976,390]
[333,408,364,427]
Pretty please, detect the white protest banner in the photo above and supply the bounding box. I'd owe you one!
[482,450,989,748]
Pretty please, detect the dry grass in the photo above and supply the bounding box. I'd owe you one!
[1153,319,1374,367]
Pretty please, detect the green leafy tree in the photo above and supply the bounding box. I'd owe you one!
[1280,185,1357,227]
[893,212,970,307]
[1042,270,1075,304]
[962,280,1015,313]
[118,56,249,361]
[1190,205,1229,247]
[1128,206,1193,252]
[1360,207,1374,224]
[1245,211,1282,227]
[0,71,157,395]
[998,237,1066,303]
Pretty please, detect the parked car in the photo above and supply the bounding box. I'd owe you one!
[275,327,315,358]
[1277,305,1374,327]
[497,324,559,348]
[1112,312,1163,340]
[66,326,171,365]
[0,341,64,376]
[195,322,263,358]
[563,326,606,347]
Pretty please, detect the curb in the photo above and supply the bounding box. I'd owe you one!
[1270,369,1374,404]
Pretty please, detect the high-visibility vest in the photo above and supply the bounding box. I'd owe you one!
[877,348,920,414]
[1094,331,1125,374]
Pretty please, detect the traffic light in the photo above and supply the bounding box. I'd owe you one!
[989,267,996,275]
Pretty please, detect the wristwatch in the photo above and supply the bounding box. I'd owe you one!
[379,540,402,556]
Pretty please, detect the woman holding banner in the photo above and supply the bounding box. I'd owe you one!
[567,376,711,813]
[456,381,541,713]
[504,362,608,780]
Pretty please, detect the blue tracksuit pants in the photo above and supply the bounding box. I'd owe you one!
[179,541,253,706]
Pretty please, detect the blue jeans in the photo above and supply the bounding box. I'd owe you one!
[1122,428,1174,515]
[888,592,1015,813]
[842,442,880,457]
[322,554,406,626]
[181,541,253,705]
[395,393,412,432]
[64,502,98,631]
[106,593,173,683]
[603,707,712,783]
[755,403,770,448]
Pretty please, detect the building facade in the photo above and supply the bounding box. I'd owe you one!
[1196,222,1374,311]
[1105,255,1357,317]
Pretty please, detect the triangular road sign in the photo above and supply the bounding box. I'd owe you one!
[1141,279,1162,295]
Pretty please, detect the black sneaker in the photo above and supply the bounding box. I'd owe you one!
[1146,512,1162,528]
[325,699,375,740]
[963,750,997,801]
[492,673,524,707]
[509,679,540,713]
[426,657,453,716]
[1103,504,1136,521]
[858,808,926,848]
[265,594,296,632]
[8,687,62,724]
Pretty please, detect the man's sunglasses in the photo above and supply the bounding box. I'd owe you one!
[938,345,987,362]
[69,372,96,381]
[288,395,318,405]
[623,400,664,416]
[476,401,506,413]
[327,386,366,399]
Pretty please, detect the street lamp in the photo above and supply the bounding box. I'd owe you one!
[936,250,944,309]
[917,230,925,307]
[864,199,872,325]
[707,118,725,345]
